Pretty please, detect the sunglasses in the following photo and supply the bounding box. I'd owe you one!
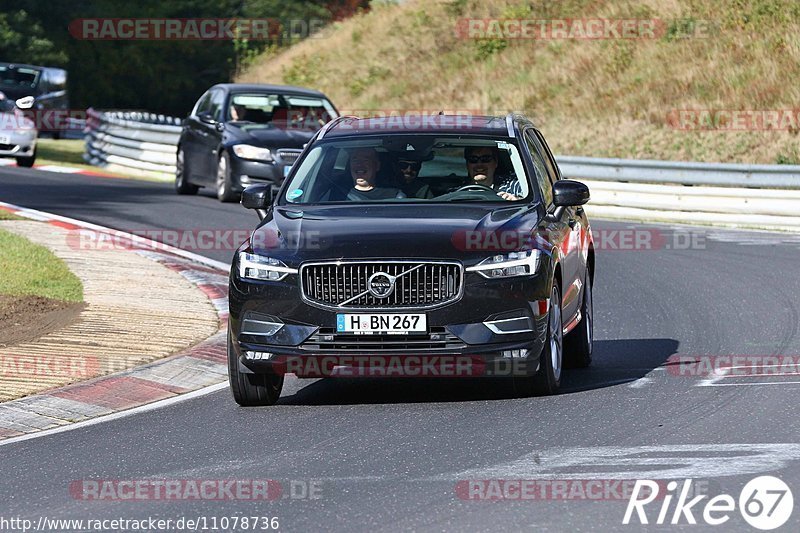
[466,155,495,164]
[398,161,421,170]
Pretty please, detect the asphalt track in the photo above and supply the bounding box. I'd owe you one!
[2,166,800,531]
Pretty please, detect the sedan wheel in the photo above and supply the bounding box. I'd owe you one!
[216,152,238,202]
[565,272,593,368]
[175,148,199,195]
[514,282,563,396]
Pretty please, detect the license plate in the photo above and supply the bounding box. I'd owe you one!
[336,314,426,335]
[0,136,9,144]
[283,165,292,178]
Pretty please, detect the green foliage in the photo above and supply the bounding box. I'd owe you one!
[347,65,389,97]
[0,10,67,65]
[474,38,508,60]
[282,55,323,87]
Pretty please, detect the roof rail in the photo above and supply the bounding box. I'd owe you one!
[505,113,516,138]
[317,115,359,140]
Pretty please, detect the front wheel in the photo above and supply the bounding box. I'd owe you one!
[514,282,563,396]
[565,272,593,368]
[16,152,35,168]
[227,331,283,406]
[216,152,238,202]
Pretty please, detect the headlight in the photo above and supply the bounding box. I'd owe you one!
[238,252,296,281]
[232,144,273,162]
[14,129,35,137]
[466,250,540,278]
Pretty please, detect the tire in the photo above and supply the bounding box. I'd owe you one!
[175,148,199,195]
[16,154,35,168]
[564,272,593,368]
[216,151,238,202]
[227,330,283,406]
[515,282,563,396]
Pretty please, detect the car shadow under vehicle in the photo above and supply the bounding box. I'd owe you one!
[274,338,679,405]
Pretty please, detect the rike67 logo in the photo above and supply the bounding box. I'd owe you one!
[623,476,793,530]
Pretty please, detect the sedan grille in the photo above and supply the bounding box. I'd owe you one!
[302,327,465,351]
[300,261,463,309]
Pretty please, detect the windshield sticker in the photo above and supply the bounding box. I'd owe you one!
[288,189,304,200]
[496,141,511,150]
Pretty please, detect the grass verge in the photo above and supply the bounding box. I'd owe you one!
[0,226,83,302]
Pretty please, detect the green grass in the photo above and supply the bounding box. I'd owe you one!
[36,139,85,166]
[0,211,25,221]
[0,227,83,302]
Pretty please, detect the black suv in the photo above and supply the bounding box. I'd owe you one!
[175,83,338,202]
[228,114,594,405]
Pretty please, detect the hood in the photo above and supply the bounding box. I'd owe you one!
[226,124,314,149]
[250,203,543,263]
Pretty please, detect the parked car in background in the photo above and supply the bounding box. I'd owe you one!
[0,91,37,167]
[0,62,68,139]
[175,83,338,202]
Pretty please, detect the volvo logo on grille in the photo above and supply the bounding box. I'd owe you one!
[367,272,395,298]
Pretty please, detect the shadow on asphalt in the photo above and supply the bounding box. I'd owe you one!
[276,338,679,405]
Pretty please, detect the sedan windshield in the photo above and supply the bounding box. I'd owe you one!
[282,136,532,204]
[228,93,336,131]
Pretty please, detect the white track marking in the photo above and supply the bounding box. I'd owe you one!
[444,444,800,480]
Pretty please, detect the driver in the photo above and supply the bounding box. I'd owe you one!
[347,148,406,201]
[464,146,523,200]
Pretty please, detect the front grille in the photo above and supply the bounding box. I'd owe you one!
[277,149,301,165]
[301,261,463,309]
[303,327,465,351]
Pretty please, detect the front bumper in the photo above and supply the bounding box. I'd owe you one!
[229,154,296,192]
[0,133,36,158]
[229,268,551,378]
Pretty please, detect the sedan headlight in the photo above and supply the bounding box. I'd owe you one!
[238,252,296,281]
[232,144,273,162]
[466,250,540,278]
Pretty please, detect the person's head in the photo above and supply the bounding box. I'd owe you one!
[349,148,381,190]
[230,104,246,121]
[395,157,421,184]
[464,146,499,186]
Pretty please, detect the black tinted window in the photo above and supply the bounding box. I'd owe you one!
[524,130,553,206]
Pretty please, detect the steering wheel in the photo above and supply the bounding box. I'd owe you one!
[454,184,495,193]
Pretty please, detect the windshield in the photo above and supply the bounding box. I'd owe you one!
[228,93,336,131]
[282,136,532,205]
[0,66,41,90]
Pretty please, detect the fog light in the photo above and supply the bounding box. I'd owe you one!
[501,349,530,358]
[245,351,273,360]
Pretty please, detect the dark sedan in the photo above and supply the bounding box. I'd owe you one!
[228,114,595,406]
[175,83,338,202]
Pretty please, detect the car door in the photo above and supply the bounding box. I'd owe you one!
[194,89,226,183]
[183,90,214,181]
[524,129,581,321]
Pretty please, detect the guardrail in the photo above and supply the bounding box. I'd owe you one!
[555,156,800,231]
[84,108,181,180]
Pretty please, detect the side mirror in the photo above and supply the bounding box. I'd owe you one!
[553,179,590,207]
[15,96,34,110]
[197,112,216,125]
[241,184,273,220]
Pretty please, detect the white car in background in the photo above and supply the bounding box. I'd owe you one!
[0,93,37,167]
